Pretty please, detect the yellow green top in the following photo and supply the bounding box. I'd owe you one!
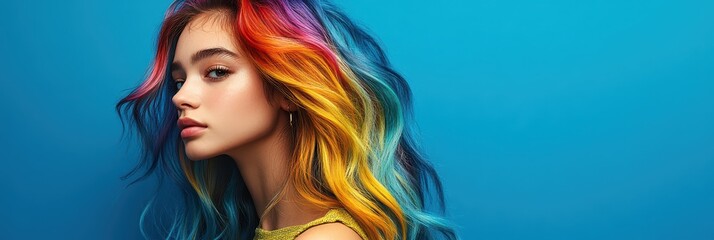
[253,208,368,240]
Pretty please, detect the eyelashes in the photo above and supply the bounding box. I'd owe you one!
[205,66,231,79]
[172,65,233,91]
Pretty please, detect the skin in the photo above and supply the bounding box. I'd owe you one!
[170,11,361,239]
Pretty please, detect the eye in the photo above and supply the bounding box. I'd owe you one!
[172,77,185,91]
[206,66,231,79]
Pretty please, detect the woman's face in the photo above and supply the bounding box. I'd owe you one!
[171,12,281,161]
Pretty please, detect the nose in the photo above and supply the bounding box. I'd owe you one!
[171,79,200,115]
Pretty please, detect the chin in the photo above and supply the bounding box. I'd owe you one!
[183,141,220,161]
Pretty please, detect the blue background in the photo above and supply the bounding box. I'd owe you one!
[1,0,712,239]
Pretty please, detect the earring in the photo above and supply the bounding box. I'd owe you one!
[289,111,293,127]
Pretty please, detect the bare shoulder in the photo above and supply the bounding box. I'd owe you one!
[294,222,363,240]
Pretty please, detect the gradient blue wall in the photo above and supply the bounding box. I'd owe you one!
[1,0,712,239]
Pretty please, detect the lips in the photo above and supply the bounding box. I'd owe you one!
[178,117,207,139]
[177,117,207,130]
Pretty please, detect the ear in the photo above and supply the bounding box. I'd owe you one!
[277,94,297,112]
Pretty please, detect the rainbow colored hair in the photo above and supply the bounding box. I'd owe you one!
[115,0,458,239]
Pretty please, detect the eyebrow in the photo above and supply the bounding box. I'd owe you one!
[171,47,239,70]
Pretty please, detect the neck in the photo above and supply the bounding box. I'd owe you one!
[226,112,327,230]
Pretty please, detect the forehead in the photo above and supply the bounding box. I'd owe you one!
[174,11,239,62]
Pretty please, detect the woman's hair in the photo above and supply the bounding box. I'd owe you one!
[115,0,458,239]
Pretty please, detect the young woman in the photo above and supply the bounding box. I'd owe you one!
[116,0,458,239]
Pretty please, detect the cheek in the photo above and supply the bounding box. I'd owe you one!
[208,74,278,146]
